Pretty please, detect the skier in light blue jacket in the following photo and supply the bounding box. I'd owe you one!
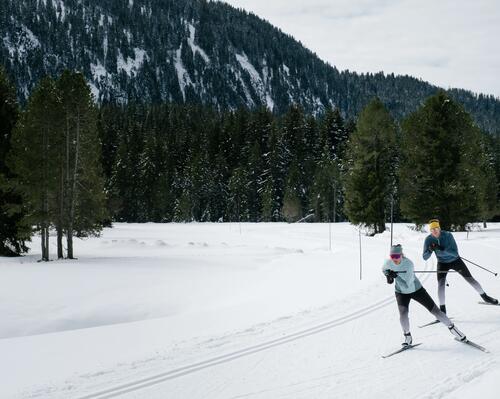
[383,244,466,346]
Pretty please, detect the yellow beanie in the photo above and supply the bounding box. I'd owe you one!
[429,219,440,230]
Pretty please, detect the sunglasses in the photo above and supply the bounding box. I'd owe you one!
[390,254,402,260]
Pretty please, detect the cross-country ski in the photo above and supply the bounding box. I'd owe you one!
[382,343,423,358]
[418,317,454,329]
[455,338,489,353]
[478,302,500,306]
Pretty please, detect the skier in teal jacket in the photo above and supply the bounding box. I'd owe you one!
[423,219,498,313]
[383,244,466,346]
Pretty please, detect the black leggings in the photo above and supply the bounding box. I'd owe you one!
[437,258,484,305]
[395,287,451,333]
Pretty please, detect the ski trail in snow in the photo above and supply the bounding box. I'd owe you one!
[75,250,434,399]
[77,295,398,399]
[414,358,496,399]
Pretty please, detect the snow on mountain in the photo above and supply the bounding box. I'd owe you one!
[117,48,147,77]
[187,23,210,64]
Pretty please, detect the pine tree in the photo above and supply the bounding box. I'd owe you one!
[245,140,264,222]
[261,122,286,221]
[321,107,349,161]
[310,143,340,222]
[57,71,106,258]
[7,77,63,261]
[228,166,249,222]
[344,98,397,235]
[282,162,303,222]
[281,105,308,214]
[0,67,30,256]
[400,91,491,230]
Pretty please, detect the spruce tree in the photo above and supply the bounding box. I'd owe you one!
[0,67,30,256]
[8,77,63,261]
[57,71,106,258]
[310,143,340,222]
[344,98,397,235]
[261,123,286,221]
[400,91,491,230]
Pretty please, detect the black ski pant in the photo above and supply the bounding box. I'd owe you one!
[395,287,451,333]
[437,258,485,306]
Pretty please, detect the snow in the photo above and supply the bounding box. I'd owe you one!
[91,61,107,80]
[1,222,500,398]
[4,24,41,59]
[52,0,67,21]
[187,23,210,64]
[103,35,108,59]
[117,48,147,76]
[123,28,132,44]
[236,53,275,111]
[174,46,193,100]
[88,82,99,100]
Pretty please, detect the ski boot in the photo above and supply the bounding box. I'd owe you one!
[402,332,412,346]
[449,324,466,341]
[481,293,499,305]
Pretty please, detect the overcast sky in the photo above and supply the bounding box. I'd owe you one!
[222,0,500,98]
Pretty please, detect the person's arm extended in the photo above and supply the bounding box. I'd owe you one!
[382,261,396,284]
[423,236,433,260]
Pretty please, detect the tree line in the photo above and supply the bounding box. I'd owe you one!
[1,68,499,258]
[0,68,106,259]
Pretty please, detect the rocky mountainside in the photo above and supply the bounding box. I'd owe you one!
[1,0,499,131]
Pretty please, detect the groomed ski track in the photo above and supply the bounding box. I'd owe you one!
[78,295,398,399]
[77,258,433,399]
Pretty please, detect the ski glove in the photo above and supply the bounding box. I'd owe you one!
[385,270,398,279]
[429,242,444,251]
[386,275,394,284]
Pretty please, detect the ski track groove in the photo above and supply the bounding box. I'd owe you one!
[77,297,395,399]
[77,252,433,399]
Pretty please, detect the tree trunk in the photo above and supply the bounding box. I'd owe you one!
[42,126,49,262]
[40,226,46,262]
[67,108,80,260]
[67,233,73,259]
[57,226,64,259]
[57,159,65,259]
[44,226,49,261]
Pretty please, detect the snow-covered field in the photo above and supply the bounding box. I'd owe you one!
[1,222,499,398]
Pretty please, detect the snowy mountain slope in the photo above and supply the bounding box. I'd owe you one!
[1,223,499,398]
[1,0,500,131]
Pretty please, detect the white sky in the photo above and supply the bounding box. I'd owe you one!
[222,0,500,98]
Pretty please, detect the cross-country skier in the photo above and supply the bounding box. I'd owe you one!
[383,244,466,346]
[423,219,498,313]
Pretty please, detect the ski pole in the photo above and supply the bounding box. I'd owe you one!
[460,257,498,276]
[413,270,458,274]
[392,271,457,274]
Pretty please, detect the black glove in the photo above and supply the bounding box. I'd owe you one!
[385,270,398,279]
[386,275,394,284]
[429,242,444,252]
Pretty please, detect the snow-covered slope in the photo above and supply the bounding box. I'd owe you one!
[1,223,499,398]
[2,0,500,131]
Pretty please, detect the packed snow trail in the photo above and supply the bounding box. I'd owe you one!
[1,223,499,398]
[76,294,406,399]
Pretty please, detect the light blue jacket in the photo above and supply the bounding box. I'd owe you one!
[382,257,422,294]
[422,230,459,264]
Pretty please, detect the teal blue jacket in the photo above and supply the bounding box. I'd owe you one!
[422,231,459,264]
[382,257,422,294]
